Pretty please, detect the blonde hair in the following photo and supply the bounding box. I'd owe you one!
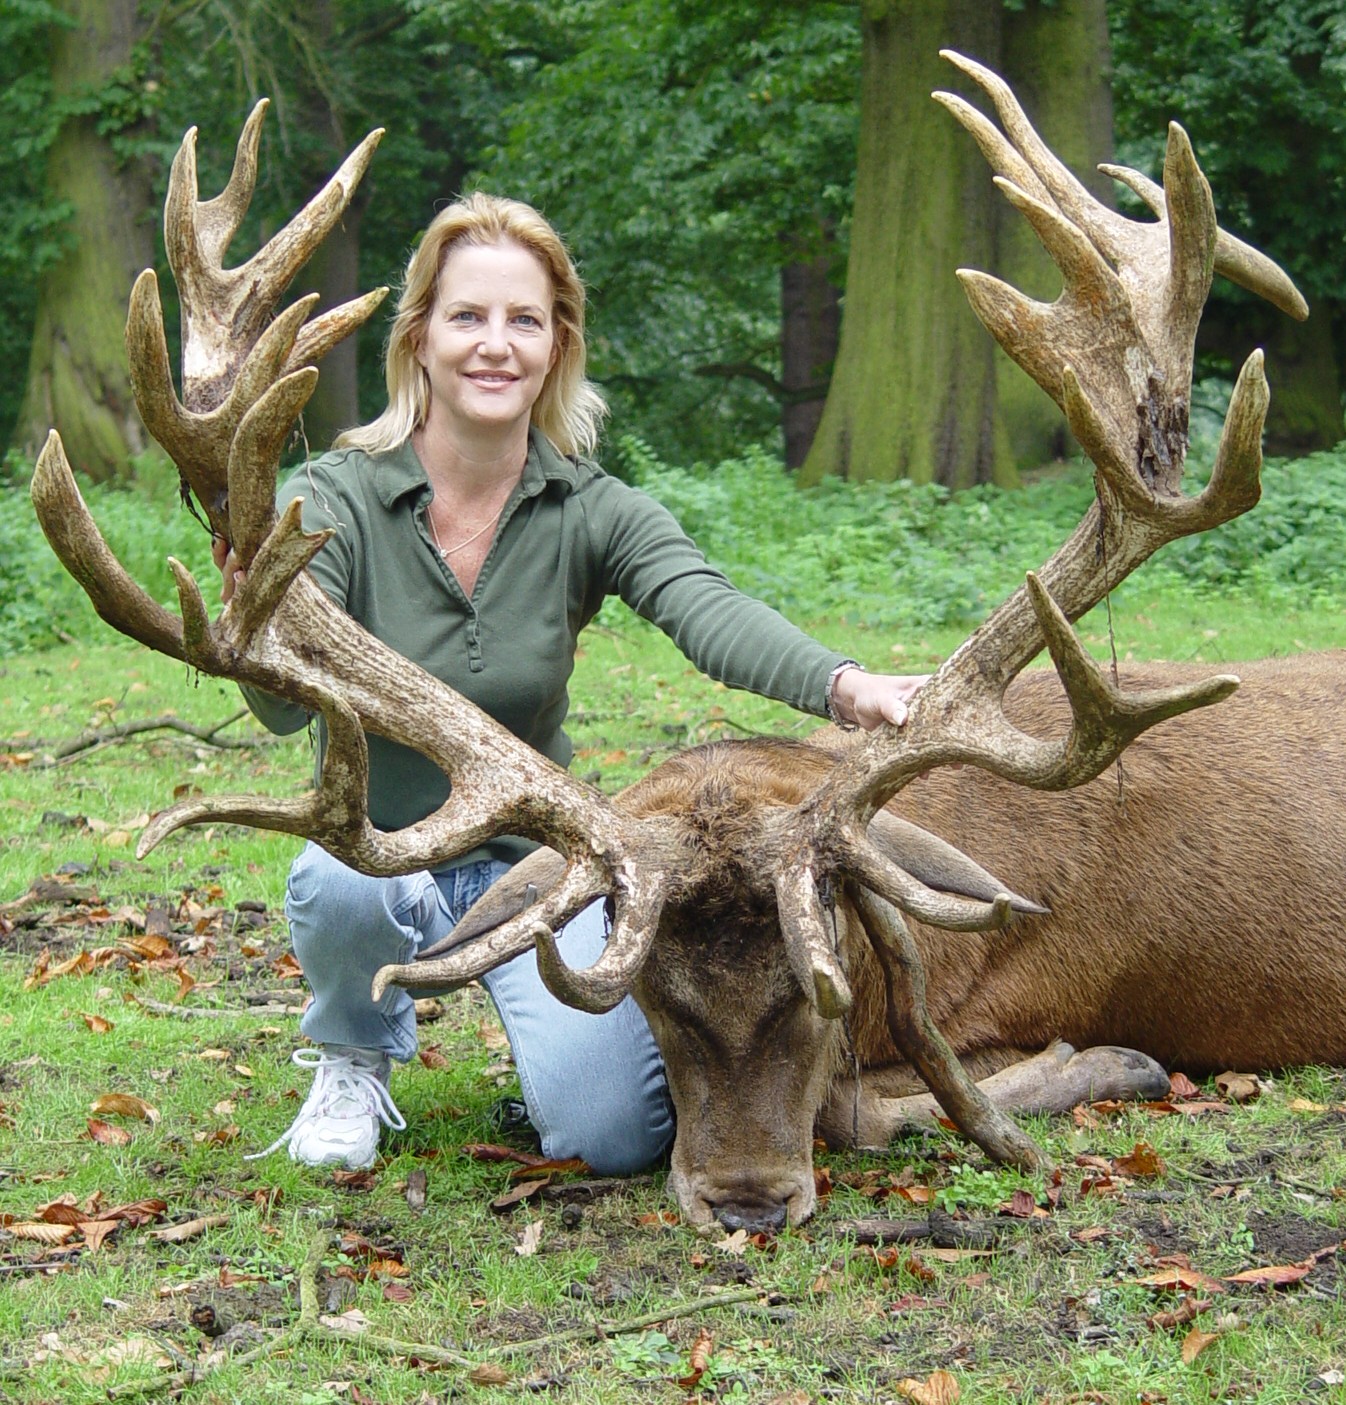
[336,193,607,457]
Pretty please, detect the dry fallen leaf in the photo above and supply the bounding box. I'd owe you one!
[491,1179,548,1212]
[1287,1098,1329,1113]
[1114,1141,1165,1178]
[148,1214,230,1244]
[1133,1267,1227,1295]
[80,1013,114,1034]
[79,1219,118,1252]
[515,1220,545,1257]
[677,1327,715,1389]
[922,1248,995,1263]
[1214,1070,1261,1103]
[468,1363,510,1386]
[1181,1327,1221,1363]
[1222,1262,1313,1286]
[1147,1294,1212,1330]
[476,1019,510,1052]
[319,1309,370,1334]
[90,1093,160,1124]
[87,1118,134,1146]
[714,1228,750,1254]
[895,1368,961,1405]
[5,1221,77,1244]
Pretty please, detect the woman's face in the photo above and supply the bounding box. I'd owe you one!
[416,239,558,444]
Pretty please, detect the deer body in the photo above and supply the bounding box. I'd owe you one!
[615,654,1346,1227]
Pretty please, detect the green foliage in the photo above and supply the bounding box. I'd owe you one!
[1110,0,1346,304]
[478,0,860,462]
[1110,0,1346,435]
[0,456,216,655]
[0,1,73,445]
[931,1163,1037,1215]
[5,436,1346,658]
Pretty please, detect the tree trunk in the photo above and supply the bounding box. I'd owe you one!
[780,227,842,470]
[14,0,153,481]
[800,0,1011,488]
[998,0,1114,469]
[288,0,366,451]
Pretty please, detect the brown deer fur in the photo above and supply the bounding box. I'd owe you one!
[598,655,1345,1225]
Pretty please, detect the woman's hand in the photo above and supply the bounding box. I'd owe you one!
[830,667,930,730]
[212,536,246,603]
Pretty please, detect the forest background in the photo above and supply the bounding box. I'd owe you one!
[2,0,1344,503]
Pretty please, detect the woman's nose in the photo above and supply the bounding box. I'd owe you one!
[477,315,510,357]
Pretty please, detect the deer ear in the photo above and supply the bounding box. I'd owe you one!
[866,810,1049,915]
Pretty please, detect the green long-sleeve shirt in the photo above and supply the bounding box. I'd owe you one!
[244,430,848,864]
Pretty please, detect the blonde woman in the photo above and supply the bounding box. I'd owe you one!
[219,195,925,1171]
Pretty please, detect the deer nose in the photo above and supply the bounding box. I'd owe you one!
[712,1200,788,1235]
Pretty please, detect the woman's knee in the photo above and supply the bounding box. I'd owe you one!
[285,843,445,967]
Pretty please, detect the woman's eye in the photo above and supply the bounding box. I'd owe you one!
[450,310,479,324]
[514,314,541,329]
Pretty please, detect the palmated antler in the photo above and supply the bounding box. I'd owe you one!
[29,104,685,986]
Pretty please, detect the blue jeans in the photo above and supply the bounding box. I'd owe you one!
[285,841,674,1174]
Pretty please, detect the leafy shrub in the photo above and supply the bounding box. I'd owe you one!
[617,437,1346,632]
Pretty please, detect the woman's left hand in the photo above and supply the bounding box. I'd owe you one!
[830,667,930,730]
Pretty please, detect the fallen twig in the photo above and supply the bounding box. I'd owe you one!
[481,1284,770,1357]
[133,998,299,1020]
[539,1175,656,1202]
[33,710,272,768]
[827,1209,1025,1248]
[102,1230,773,1397]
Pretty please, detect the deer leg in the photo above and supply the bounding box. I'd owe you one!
[825,1040,1170,1146]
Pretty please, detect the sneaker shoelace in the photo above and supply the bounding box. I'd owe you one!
[246,1047,406,1160]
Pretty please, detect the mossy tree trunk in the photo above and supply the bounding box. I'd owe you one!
[14,0,152,482]
[802,0,1116,487]
[999,0,1114,469]
[801,0,1010,488]
[780,222,842,470]
[289,0,367,451]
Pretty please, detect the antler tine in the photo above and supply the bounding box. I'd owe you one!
[788,58,1296,861]
[372,858,608,1002]
[139,683,374,858]
[775,865,852,1019]
[30,432,187,660]
[533,865,666,1014]
[851,889,1050,1173]
[193,98,269,267]
[939,49,1134,265]
[1100,161,1309,322]
[166,107,384,411]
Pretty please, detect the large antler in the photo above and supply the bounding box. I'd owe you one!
[411,53,1306,1087]
[29,103,682,971]
[762,50,1304,994]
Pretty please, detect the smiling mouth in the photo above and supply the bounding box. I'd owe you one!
[467,372,517,385]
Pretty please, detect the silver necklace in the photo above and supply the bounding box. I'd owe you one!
[429,504,503,557]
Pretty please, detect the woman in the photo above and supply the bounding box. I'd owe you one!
[220,193,925,1173]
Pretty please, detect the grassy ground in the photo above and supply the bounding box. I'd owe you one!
[2,581,1344,1403]
[3,439,1346,1405]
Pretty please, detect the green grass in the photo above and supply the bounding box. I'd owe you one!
[1,443,1345,1401]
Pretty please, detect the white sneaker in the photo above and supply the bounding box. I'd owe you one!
[247,1046,406,1169]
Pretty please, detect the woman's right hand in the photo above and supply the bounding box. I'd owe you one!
[212,536,246,603]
